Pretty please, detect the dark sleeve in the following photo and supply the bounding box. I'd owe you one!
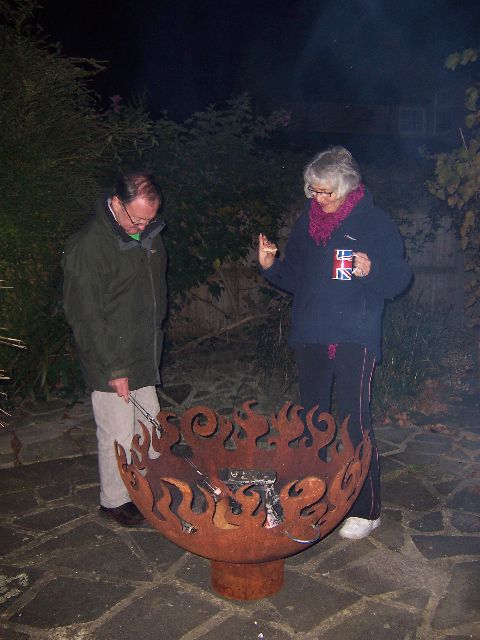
[260,214,307,294]
[62,240,127,380]
[361,213,412,299]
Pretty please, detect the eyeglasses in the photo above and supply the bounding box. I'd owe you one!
[308,186,334,198]
[119,199,157,228]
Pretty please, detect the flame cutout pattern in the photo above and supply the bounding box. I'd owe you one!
[115,401,372,563]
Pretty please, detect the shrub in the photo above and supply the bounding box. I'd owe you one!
[0,2,157,404]
[251,293,451,417]
[372,297,450,413]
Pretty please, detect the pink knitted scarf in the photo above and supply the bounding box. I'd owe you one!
[308,183,365,246]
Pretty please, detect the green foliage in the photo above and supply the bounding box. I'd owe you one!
[250,291,296,395]
[143,95,299,303]
[428,47,480,328]
[372,298,449,411]
[0,2,157,403]
[0,3,300,405]
[251,293,449,415]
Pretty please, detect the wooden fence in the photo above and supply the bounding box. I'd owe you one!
[171,213,465,339]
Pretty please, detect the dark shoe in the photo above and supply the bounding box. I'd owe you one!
[99,501,145,527]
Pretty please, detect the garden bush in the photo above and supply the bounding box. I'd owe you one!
[251,292,451,417]
[0,3,301,406]
[0,2,157,403]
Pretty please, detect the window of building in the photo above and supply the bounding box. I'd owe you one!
[434,89,453,135]
[398,106,426,136]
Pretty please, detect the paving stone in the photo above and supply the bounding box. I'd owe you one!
[13,505,85,531]
[391,587,430,610]
[442,636,480,639]
[380,456,405,476]
[434,479,462,496]
[268,572,359,632]
[37,483,71,502]
[388,448,464,474]
[447,447,473,461]
[19,399,68,417]
[335,547,445,596]
[412,535,480,559]
[0,625,29,639]
[446,486,480,514]
[286,529,343,565]
[49,539,153,582]
[314,538,375,575]
[198,615,293,639]
[432,561,480,628]
[0,452,14,468]
[0,565,43,613]
[376,439,401,454]
[317,602,422,639]
[0,491,38,515]
[72,485,100,509]
[370,509,404,550]
[9,575,134,628]
[127,529,187,572]
[450,511,480,533]
[15,521,120,564]
[1,360,479,637]
[374,425,415,444]
[382,472,439,511]
[93,582,220,640]
[6,456,98,489]
[19,436,85,464]
[161,384,193,405]
[414,432,453,443]
[407,439,452,454]
[174,553,211,592]
[0,527,33,558]
[459,439,480,451]
[408,511,444,532]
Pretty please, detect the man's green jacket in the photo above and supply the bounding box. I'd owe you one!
[62,192,167,392]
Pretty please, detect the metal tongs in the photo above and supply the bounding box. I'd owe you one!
[128,393,221,496]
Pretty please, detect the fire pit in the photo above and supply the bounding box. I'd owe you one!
[115,400,372,600]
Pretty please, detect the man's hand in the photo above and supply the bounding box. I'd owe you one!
[258,233,278,270]
[108,377,130,402]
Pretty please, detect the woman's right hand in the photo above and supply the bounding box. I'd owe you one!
[258,233,278,269]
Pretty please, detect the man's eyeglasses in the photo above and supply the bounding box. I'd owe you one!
[119,199,157,228]
[308,186,334,198]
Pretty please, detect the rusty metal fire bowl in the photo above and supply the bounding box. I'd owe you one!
[115,400,372,600]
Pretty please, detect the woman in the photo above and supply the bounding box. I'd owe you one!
[258,146,412,540]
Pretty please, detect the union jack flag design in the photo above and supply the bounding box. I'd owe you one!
[336,249,353,261]
[332,249,353,280]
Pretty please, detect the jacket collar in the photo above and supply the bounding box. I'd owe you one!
[99,190,166,250]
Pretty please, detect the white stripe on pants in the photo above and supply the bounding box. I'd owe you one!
[92,386,160,509]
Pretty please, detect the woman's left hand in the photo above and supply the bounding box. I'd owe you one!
[354,252,371,278]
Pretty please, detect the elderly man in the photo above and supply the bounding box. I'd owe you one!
[63,171,167,526]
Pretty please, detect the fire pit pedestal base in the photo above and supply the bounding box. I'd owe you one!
[211,559,284,601]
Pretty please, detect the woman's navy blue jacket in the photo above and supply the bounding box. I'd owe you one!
[261,189,413,361]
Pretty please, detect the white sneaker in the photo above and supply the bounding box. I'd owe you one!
[339,517,381,540]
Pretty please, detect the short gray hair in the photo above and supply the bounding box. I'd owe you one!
[303,146,361,199]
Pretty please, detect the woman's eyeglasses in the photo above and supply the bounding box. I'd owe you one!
[308,186,333,198]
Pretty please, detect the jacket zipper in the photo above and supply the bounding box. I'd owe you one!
[147,250,159,384]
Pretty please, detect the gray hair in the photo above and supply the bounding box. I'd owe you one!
[303,146,362,199]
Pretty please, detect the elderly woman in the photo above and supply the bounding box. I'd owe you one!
[258,146,412,540]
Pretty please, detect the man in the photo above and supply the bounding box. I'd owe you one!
[63,172,167,526]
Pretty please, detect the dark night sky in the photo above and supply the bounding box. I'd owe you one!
[39,0,480,119]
